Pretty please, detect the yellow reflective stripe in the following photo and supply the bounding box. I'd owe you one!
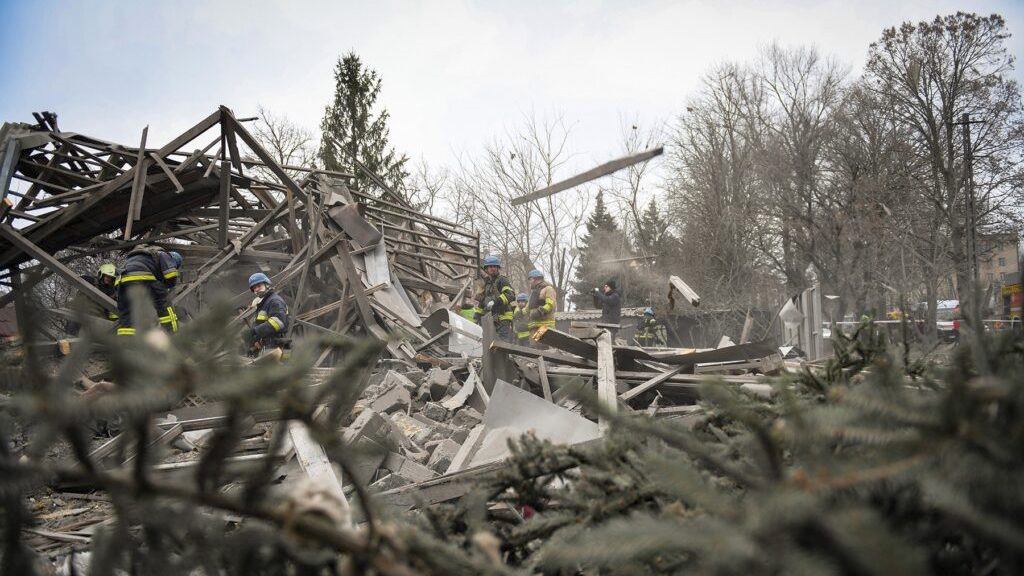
[107,313,119,320]
[498,312,514,321]
[267,317,282,331]
[163,269,178,279]
[117,327,136,336]
[115,273,156,285]
[158,307,179,332]
[256,312,269,320]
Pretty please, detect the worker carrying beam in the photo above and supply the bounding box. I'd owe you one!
[526,269,557,339]
[115,246,182,336]
[476,255,516,341]
[245,272,290,356]
[512,292,531,347]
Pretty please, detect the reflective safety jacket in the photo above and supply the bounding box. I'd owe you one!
[636,316,666,346]
[116,245,179,289]
[115,245,180,335]
[253,290,289,348]
[478,274,516,322]
[458,306,480,323]
[512,305,531,339]
[527,281,557,329]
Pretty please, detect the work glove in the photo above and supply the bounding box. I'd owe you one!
[529,308,543,320]
[593,287,600,294]
[484,299,495,312]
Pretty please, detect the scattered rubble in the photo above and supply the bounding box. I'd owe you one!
[0,109,800,568]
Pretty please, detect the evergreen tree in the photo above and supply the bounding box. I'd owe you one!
[572,191,631,308]
[634,198,672,258]
[320,52,409,194]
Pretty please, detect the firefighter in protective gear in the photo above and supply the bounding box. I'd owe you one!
[526,269,557,339]
[458,299,480,323]
[68,263,119,335]
[246,272,289,355]
[512,293,531,347]
[636,307,666,347]
[115,247,181,336]
[476,255,516,341]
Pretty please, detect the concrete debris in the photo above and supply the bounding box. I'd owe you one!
[0,110,795,563]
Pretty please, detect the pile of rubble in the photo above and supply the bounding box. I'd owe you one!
[0,109,798,568]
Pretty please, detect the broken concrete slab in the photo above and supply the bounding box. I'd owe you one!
[426,438,461,474]
[383,451,438,483]
[370,384,411,414]
[421,401,448,422]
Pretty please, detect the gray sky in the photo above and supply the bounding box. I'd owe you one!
[2,0,1022,172]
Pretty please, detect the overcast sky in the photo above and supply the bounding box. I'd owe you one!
[2,0,1022,174]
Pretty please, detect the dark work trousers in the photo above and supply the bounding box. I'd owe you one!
[117,281,176,334]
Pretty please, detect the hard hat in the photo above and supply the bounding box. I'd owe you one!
[527,269,544,279]
[98,263,116,278]
[482,255,501,268]
[516,293,528,302]
[168,251,183,269]
[248,272,271,289]
[644,307,654,316]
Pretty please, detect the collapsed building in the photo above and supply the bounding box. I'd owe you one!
[0,108,807,563]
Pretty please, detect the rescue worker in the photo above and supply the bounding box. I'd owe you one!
[115,246,182,336]
[512,292,531,347]
[246,272,290,356]
[526,269,557,342]
[592,278,622,340]
[476,255,516,341]
[68,263,119,335]
[458,299,481,323]
[636,307,666,347]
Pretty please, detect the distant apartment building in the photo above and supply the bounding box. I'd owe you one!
[940,232,1021,306]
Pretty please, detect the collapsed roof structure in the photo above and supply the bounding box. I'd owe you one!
[0,106,481,362]
[0,109,788,562]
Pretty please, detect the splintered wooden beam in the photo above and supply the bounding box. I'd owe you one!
[511,146,663,206]
[123,126,149,239]
[667,275,701,308]
[596,330,617,434]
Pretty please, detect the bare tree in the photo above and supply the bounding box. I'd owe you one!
[449,113,589,307]
[249,105,317,183]
[667,63,773,308]
[864,12,1024,326]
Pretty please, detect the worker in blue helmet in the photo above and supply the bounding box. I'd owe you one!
[636,307,666,347]
[512,292,531,347]
[115,245,183,336]
[475,255,517,341]
[245,272,289,356]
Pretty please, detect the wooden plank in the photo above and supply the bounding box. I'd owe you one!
[667,275,701,308]
[123,126,148,239]
[0,224,116,310]
[618,365,686,402]
[596,330,617,434]
[511,146,663,206]
[287,420,352,527]
[489,340,597,368]
[445,424,484,474]
[218,158,230,247]
[149,152,184,193]
[537,356,553,402]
